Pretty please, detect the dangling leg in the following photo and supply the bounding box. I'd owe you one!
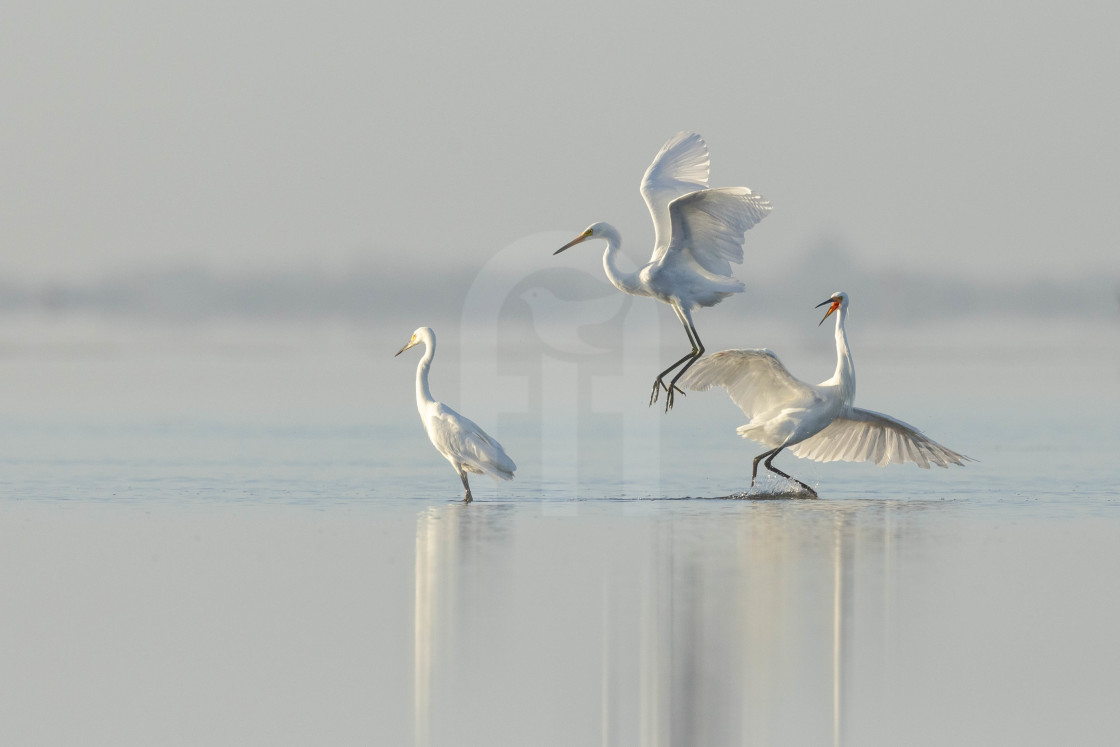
[649,350,695,407]
[650,303,701,411]
[665,305,704,411]
[762,449,817,497]
[458,469,473,503]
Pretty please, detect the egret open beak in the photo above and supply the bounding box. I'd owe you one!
[554,230,592,255]
[395,338,417,357]
[816,297,841,326]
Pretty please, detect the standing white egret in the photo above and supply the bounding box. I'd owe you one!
[681,292,973,496]
[554,131,771,411]
[396,327,516,503]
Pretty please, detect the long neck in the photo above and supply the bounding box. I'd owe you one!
[415,339,435,411]
[828,308,855,405]
[600,232,643,296]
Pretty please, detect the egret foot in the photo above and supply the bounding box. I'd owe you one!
[459,471,473,503]
[651,378,685,410]
[792,480,817,498]
[663,384,685,412]
[759,450,816,497]
[651,341,700,410]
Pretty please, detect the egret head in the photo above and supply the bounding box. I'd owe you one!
[815,291,848,326]
[395,326,434,356]
[554,222,619,254]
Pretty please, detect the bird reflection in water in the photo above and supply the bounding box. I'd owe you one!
[411,500,913,746]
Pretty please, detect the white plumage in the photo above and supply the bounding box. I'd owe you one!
[396,327,516,502]
[554,131,771,411]
[681,292,972,496]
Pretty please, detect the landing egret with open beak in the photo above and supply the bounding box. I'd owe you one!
[681,292,973,496]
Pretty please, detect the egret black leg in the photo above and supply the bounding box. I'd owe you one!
[652,304,700,412]
[459,471,473,503]
[650,351,694,407]
[762,450,817,497]
[665,326,704,412]
[752,448,780,487]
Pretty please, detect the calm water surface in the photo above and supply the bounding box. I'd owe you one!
[1,319,1117,745]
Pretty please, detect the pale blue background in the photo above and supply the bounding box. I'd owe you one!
[3,1,1116,315]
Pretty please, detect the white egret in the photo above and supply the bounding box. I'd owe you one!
[396,327,516,503]
[681,292,973,496]
[554,131,771,411]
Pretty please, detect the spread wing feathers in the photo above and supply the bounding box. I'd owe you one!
[640,131,710,251]
[680,349,815,418]
[430,407,517,480]
[656,187,771,276]
[788,408,974,468]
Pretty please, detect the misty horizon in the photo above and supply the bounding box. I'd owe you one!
[2,238,1115,326]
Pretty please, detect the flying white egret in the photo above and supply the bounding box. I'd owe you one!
[554,131,771,411]
[681,292,973,496]
[396,327,516,503]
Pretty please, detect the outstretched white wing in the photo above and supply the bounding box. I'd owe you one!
[680,349,816,418]
[788,407,973,468]
[656,187,771,276]
[640,131,710,252]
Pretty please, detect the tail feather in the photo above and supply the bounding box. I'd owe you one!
[736,423,761,439]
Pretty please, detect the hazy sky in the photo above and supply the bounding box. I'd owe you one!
[4,1,1117,285]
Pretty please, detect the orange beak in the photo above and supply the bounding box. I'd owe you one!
[816,297,841,326]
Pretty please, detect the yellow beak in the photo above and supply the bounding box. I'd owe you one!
[554,231,592,255]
